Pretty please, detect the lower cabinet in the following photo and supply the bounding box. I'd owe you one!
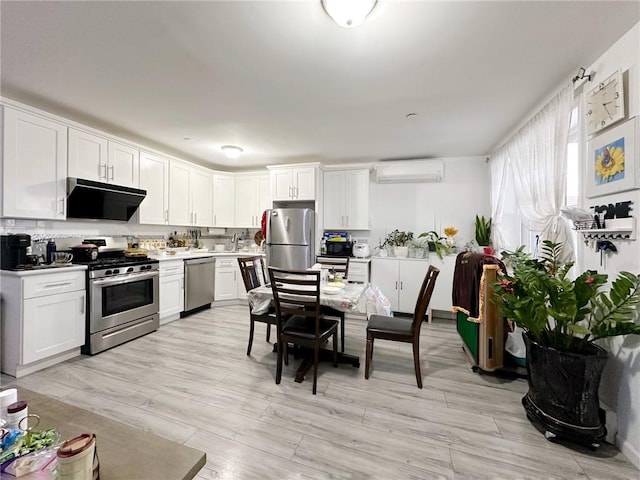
[371,258,430,314]
[214,257,239,301]
[348,260,370,284]
[159,260,184,324]
[427,254,457,320]
[1,270,86,378]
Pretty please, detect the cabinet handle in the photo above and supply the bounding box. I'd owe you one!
[289,186,293,198]
[164,210,168,222]
[395,281,398,290]
[59,197,65,215]
[194,212,197,224]
[80,295,85,315]
[108,165,114,181]
[400,281,403,290]
[345,215,348,226]
[190,212,193,224]
[214,214,217,225]
[100,163,107,179]
[45,282,72,289]
[294,185,298,198]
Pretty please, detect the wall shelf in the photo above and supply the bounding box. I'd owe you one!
[574,217,635,240]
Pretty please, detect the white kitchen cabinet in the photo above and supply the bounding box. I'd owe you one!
[234,173,270,228]
[427,253,457,320]
[139,151,169,225]
[269,165,316,201]
[213,173,235,227]
[348,260,370,284]
[214,257,238,301]
[68,129,139,188]
[1,269,86,378]
[323,169,369,230]
[2,107,68,220]
[169,160,213,227]
[159,260,184,324]
[371,258,429,314]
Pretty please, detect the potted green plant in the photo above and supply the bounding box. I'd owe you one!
[475,215,492,254]
[383,230,413,257]
[417,231,451,260]
[494,241,640,448]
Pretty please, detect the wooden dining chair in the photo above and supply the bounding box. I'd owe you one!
[238,256,277,356]
[268,267,339,394]
[365,265,439,388]
[315,255,350,352]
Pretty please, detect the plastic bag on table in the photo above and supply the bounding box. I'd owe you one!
[505,326,526,360]
[362,285,392,319]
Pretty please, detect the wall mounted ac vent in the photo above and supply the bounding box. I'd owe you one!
[374,159,444,183]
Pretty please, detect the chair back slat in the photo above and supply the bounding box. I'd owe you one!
[315,256,349,278]
[411,266,440,337]
[238,256,267,291]
[269,267,322,333]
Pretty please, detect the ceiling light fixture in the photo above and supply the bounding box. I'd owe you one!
[321,0,377,28]
[221,145,243,159]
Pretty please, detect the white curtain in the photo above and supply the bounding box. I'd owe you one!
[489,150,511,254]
[493,84,574,262]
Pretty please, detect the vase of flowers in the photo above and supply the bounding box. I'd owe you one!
[493,241,640,448]
[383,230,413,258]
[443,226,459,248]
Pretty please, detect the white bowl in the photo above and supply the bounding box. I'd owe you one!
[322,285,343,295]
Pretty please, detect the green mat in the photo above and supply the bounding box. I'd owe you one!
[456,310,478,363]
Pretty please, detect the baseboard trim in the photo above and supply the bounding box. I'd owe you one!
[618,435,640,469]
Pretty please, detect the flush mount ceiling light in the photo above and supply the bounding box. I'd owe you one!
[321,0,377,28]
[221,145,243,159]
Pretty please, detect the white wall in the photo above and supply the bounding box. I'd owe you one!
[579,22,640,467]
[369,156,490,249]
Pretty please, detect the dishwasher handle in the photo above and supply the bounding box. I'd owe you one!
[184,257,215,266]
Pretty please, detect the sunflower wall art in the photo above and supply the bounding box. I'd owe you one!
[586,117,637,198]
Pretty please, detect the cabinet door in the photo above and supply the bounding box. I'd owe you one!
[214,265,237,301]
[212,174,235,227]
[428,254,456,317]
[398,260,430,314]
[345,169,370,229]
[169,161,191,226]
[139,151,169,225]
[371,258,399,312]
[23,290,85,364]
[270,168,293,201]
[68,128,108,182]
[159,274,184,320]
[236,262,248,300]
[191,168,213,227]
[323,171,346,229]
[108,141,139,188]
[292,167,315,200]
[234,175,257,227]
[256,174,272,219]
[2,108,67,220]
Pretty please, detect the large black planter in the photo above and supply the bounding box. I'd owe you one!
[522,331,608,448]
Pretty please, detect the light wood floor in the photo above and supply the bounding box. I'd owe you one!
[3,305,638,479]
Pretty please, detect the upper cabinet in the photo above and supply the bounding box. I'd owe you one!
[234,173,270,228]
[168,160,212,227]
[138,151,169,225]
[323,168,370,230]
[212,173,235,227]
[269,165,317,201]
[2,107,68,220]
[68,128,139,188]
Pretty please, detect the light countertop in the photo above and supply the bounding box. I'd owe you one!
[149,251,265,261]
[0,265,88,276]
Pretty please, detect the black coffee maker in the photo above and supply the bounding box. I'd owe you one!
[1,233,31,270]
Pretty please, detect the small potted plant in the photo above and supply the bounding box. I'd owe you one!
[418,231,451,260]
[383,230,413,258]
[494,241,640,448]
[475,215,492,254]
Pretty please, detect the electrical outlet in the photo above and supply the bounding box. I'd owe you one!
[5,219,16,227]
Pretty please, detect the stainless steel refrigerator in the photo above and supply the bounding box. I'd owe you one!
[266,208,315,270]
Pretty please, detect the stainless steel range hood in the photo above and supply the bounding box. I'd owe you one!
[67,178,146,222]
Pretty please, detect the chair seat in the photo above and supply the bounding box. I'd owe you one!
[367,314,413,335]
[283,315,339,339]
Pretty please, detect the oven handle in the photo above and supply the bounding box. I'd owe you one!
[91,270,159,286]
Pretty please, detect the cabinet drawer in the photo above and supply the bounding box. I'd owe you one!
[160,260,184,275]
[216,258,236,269]
[23,271,85,299]
[349,262,368,276]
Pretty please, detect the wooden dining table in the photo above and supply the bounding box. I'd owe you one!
[246,281,391,382]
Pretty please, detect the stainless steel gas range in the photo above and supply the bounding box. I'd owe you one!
[68,237,160,354]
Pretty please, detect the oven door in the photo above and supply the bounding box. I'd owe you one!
[89,270,159,334]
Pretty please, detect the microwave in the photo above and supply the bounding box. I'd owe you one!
[325,241,353,257]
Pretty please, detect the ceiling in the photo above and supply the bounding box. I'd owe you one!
[1,1,639,171]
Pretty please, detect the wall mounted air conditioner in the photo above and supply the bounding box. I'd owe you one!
[374,159,444,183]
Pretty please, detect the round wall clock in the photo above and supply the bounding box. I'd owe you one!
[586,70,625,135]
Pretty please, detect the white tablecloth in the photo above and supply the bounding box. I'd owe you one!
[246,282,392,318]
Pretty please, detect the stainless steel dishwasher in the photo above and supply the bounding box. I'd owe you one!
[183,257,215,314]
